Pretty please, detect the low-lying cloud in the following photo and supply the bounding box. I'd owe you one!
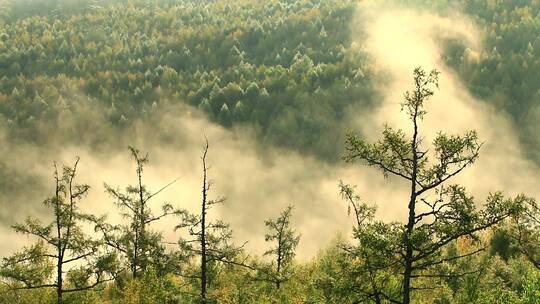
[349,1,540,209]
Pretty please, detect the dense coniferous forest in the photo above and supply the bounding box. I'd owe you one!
[1,0,539,160]
[1,0,540,303]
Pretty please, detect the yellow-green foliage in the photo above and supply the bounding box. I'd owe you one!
[1,242,540,303]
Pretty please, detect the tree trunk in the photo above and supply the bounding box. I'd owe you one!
[403,196,415,304]
[55,169,63,304]
[403,106,420,304]
[57,255,63,304]
[200,149,208,304]
[201,202,207,304]
[133,166,145,279]
[276,236,281,289]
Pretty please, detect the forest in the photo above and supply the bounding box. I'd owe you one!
[1,0,540,303]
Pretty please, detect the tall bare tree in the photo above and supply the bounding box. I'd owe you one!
[175,139,245,304]
[0,158,116,304]
[341,67,530,304]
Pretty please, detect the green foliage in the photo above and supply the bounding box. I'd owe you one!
[0,242,54,287]
[120,268,180,304]
[522,270,540,304]
[490,227,520,261]
[341,67,533,304]
[0,158,116,303]
[511,198,540,270]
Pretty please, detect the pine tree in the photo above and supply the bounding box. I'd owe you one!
[218,103,231,127]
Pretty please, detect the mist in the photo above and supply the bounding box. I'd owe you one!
[352,1,540,201]
[1,0,539,262]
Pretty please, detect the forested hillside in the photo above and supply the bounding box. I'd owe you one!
[0,0,379,159]
[1,0,539,160]
[1,0,540,303]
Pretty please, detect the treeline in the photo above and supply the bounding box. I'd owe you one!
[2,68,540,304]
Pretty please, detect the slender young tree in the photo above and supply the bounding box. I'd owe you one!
[0,158,116,304]
[262,204,300,289]
[341,67,530,304]
[175,139,245,304]
[93,147,177,279]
